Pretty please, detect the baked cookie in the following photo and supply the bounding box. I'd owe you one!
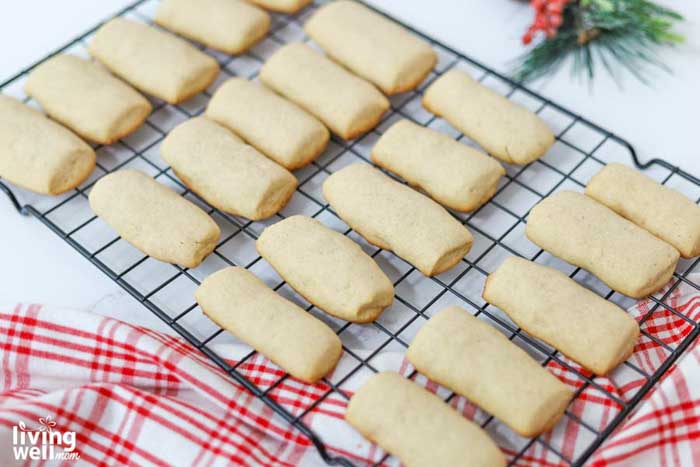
[89,170,220,268]
[526,191,679,298]
[372,119,505,212]
[161,117,297,220]
[259,43,389,140]
[304,1,437,95]
[25,54,151,144]
[322,164,472,276]
[423,69,554,164]
[155,0,270,54]
[89,18,220,104]
[346,372,505,467]
[248,0,311,13]
[0,95,95,195]
[483,257,640,375]
[586,163,700,258]
[196,267,342,383]
[206,78,329,170]
[406,306,573,437]
[256,215,394,323]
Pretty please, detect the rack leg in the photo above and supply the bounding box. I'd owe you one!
[0,180,27,215]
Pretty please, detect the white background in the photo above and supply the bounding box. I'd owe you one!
[0,0,698,330]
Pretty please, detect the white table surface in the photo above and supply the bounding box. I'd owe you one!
[0,0,698,333]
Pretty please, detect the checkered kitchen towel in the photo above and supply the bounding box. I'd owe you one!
[0,278,699,466]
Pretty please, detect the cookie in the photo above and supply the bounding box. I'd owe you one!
[195,267,342,383]
[322,164,472,276]
[161,117,297,220]
[25,54,151,144]
[256,215,394,323]
[586,163,700,258]
[372,119,505,212]
[206,78,329,170]
[155,0,269,54]
[423,69,554,164]
[527,191,680,298]
[0,95,95,195]
[89,170,220,268]
[483,257,640,375]
[259,43,389,140]
[248,0,310,13]
[406,306,573,437]
[89,18,220,104]
[345,372,505,467]
[304,1,437,95]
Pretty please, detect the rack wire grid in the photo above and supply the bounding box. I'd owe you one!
[2,0,700,465]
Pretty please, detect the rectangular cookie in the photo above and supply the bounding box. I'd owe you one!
[25,54,151,144]
[89,170,220,268]
[526,191,680,298]
[372,119,505,212]
[256,215,394,323]
[161,117,297,220]
[155,0,269,54]
[259,43,389,140]
[406,306,573,437]
[423,69,554,165]
[322,164,472,276]
[206,78,329,170]
[304,1,437,95]
[0,95,95,195]
[585,163,700,258]
[483,257,640,375]
[248,0,310,13]
[89,18,220,104]
[346,372,505,467]
[195,267,342,383]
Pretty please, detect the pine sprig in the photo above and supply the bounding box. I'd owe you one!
[513,0,684,84]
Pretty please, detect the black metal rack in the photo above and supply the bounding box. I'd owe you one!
[2,1,699,465]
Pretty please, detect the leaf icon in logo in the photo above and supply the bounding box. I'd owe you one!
[38,416,57,432]
[18,421,27,431]
[46,418,56,432]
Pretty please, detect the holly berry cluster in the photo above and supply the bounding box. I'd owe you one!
[522,0,571,45]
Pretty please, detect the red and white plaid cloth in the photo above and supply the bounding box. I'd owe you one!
[1,276,699,466]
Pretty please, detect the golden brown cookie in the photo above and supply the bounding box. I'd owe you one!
[89,170,220,268]
[196,267,342,383]
[0,95,95,195]
[89,18,219,104]
[527,191,680,298]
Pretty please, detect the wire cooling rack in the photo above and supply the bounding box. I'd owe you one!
[2,1,700,465]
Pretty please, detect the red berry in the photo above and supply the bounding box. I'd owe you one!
[526,0,569,42]
[547,3,563,14]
